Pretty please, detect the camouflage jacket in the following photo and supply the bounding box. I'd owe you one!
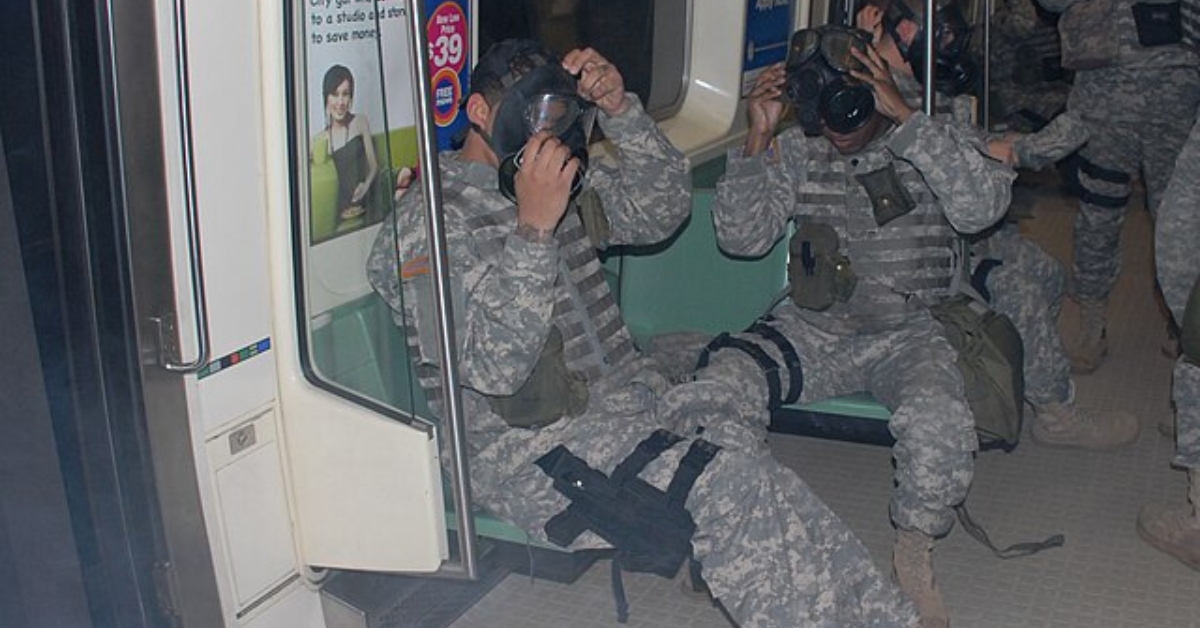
[367,95,689,446]
[712,112,1015,334]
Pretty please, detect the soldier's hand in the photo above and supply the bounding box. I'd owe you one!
[849,45,914,125]
[515,132,578,236]
[748,62,788,135]
[563,48,628,116]
[987,134,1021,166]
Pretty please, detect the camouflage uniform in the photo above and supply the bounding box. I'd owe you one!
[1156,118,1200,469]
[1138,113,1200,571]
[989,0,1072,131]
[367,96,920,627]
[711,112,1015,538]
[1036,0,1200,304]
[894,73,1076,407]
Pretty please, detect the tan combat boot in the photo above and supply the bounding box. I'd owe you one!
[1031,401,1139,449]
[893,528,949,628]
[1138,469,1200,571]
[1068,299,1108,373]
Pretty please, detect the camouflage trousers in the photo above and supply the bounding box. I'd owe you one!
[691,304,977,539]
[1155,118,1200,469]
[469,362,920,627]
[973,225,1073,406]
[1069,65,1200,302]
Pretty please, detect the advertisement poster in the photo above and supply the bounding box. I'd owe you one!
[742,0,795,97]
[303,0,469,244]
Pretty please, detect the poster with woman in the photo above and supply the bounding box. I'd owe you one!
[303,0,468,244]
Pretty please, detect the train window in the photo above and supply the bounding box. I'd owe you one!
[477,0,690,119]
[288,0,433,424]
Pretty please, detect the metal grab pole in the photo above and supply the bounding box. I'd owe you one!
[982,0,993,129]
[405,1,479,579]
[923,0,936,116]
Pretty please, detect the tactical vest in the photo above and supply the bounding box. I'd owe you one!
[788,137,959,333]
[1058,0,1196,70]
[403,196,639,422]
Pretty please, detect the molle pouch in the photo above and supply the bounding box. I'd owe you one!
[1058,0,1118,70]
[855,163,916,227]
[787,222,857,311]
[487,326,590,428]
[1132,2,1183,47]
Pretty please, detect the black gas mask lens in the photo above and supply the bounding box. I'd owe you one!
[784,26,877,136]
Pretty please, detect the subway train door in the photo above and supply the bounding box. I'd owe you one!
[4,0,468,627]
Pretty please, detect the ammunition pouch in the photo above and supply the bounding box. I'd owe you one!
[1058,0,1119,70]
[1182,274,1200,365]
[788,221,857,311]
[487,326,589,428]
[856,163,917,227]
[1132,2,1183,47]
[536,429,720,622]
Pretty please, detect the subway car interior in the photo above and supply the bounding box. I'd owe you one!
[3,0,1199,627]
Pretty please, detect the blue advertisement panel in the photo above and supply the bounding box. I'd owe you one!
[742,0,795,96]
[425,0,470,150]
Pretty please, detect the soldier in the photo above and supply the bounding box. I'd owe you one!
[856,0,1140,448]
[1138,118,1200,569]
[988,0,1072,132]
[367,39,920,627]
[1035,0,1200,372]
[710,25,1015,628]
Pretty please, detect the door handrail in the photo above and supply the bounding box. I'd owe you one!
[156,0,211,374]
[404,1,480,579]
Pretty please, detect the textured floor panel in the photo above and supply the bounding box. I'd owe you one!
[446,177,1200,628]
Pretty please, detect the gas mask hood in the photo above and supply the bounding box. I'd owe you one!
[486,64,597,204]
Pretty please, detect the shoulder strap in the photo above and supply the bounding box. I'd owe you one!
[610,429,684,483]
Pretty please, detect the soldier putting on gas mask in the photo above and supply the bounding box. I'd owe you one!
[710,26,1015,628]
[368,39,920,628]
[856,0,1140,450]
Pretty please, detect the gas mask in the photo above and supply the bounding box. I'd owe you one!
[885,0,977,95]
[784,26,877,136]
[485,64,598,204]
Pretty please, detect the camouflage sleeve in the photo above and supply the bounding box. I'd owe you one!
[886,112,1016,234]
[585,95,692,247]
[366,189,428,329]
[445,197,561,397]
[711,129,806,257]
[1015,111,1091,169]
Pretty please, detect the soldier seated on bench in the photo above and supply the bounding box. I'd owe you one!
[707,25,1016,628]
[368,38,919,627]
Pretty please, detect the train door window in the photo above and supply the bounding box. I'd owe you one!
[478,0,690,119]
[288,0,433,424]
